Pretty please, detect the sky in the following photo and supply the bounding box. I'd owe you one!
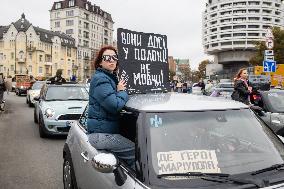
[0,0,212,69]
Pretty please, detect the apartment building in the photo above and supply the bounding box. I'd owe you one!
[0,14,77,79]
[50,0,114,79]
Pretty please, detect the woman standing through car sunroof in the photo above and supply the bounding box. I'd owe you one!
[87,46,135,168]
[231,68,252,105]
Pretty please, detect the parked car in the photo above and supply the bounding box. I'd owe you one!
[251,89,284,136]
[14,74,32,96]
[63,93,284,189]
[210,82,234,97]
[26,81,46,107]
[34,83,88,138]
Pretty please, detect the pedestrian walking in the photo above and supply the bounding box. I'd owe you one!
[0,74,6,111]
[87,45,135,169]
[231,68,252,105]
[4,75,12,94]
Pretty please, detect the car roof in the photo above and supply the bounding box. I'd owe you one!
[46,83,83,87]
[126,92,247,111]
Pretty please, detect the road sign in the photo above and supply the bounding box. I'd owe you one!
[265,50,274,56]
[264,55,274,61]
[263,60,276,72]
[266,39,274,49]
[265,28,274,38]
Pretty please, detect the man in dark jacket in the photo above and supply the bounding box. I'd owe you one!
[0,74,6,110]
[49,69,66,83]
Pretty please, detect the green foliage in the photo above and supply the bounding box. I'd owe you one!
[249,27,284,66]
[197,60,209,79]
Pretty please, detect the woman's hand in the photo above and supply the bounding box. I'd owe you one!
[248,86,252,93]
[117,80,127,91]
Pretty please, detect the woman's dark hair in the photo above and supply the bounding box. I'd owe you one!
[234,68,247,80]
[94,46,119,72]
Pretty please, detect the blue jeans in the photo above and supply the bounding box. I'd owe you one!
[88,133,135,169]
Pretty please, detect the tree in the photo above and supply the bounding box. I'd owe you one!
[196,59,209,79]
[250,27,284,66]
[178,64,191,82]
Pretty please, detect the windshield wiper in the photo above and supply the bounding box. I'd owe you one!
[158,172,266,187]
[157,172,229,178]
[251,163,284,175]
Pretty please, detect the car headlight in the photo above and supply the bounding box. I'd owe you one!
[45,108,55,118]
[20,86,24,89]
[30,91,38,97]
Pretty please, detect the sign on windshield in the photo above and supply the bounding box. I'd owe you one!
[117,28,170,94]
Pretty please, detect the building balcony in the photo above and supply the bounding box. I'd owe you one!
[45,61,52,66]
[83,56,89,60]
[17,58,26,63]
[72,65,79,70]
[27,46,36,52]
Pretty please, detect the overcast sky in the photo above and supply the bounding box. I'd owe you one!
[0,0,211,69]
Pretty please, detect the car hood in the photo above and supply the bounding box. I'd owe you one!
[42,101,88,115]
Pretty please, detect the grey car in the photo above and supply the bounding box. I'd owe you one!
[63,93,284,189]
[251,89,284,137]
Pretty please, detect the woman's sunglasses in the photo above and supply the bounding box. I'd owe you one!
[102,55,118,62]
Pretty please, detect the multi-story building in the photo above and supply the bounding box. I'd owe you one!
[203,0,284,77]
[0,14,77,79]
[50,0,114,80]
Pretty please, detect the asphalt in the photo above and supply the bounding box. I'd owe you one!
[0,93,65,189]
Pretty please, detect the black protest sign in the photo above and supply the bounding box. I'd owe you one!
[117,28,170,94]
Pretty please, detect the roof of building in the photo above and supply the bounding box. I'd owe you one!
[0,26,9,39]
[0,14,76,48]
[51,0,113,22]
[126,92,248,111]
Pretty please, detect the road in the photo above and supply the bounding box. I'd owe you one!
[0,93,65,189]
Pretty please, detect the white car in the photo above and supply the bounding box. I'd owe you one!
[26,81,45,107]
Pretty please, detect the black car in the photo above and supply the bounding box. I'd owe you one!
[251,89,284,136]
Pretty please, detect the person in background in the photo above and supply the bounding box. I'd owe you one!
[0,74,6,110]
[4,75,12,94]
[49,69,66,83]
[205,79,214,95]
[87,46,135,168]
[231,68,252,105]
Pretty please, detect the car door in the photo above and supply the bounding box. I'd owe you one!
[70,123,138,189]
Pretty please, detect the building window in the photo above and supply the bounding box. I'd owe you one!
[66,20,74,26]
[11,52,14,60]
[39,67,43,74]
[104,38,108,45]
[248,33,259,36]
[84,13,89,20]
[10,65,14,72]
[104,21,108,28]
[67,48,71,57]
[55,2,61,9]
[66,10,74,17]
[39,55,43,62]
[233,33,246,37]
[66,29,73,34]
[248,25,259,28]
[84,22,89,29]
[69,0,75,7]
[83,31,89,38]
[28,65,32,73]
[233,25,246,29]
[104,30,108,36]
[55,21,60,28]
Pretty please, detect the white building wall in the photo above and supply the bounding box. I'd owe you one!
[203,0,284,55]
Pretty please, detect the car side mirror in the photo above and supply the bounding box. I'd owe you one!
[92,153,117,173]
[33,96,40,101]
[92,153,127,186]
[250,105,265,117]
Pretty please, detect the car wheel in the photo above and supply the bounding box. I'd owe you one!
[63,153,78,189]
[34,108,38,123]
[39,115,47,138]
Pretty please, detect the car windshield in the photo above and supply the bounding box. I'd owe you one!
[46,86,88,101]
[147,109,284,177]
[216,83,234,88]
[32,82,44,90]
[266,92,284,112]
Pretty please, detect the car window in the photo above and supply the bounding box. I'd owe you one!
[46,86,88,101]
[266,92,284,112]
[32,82,44,90]
[146,109,284,177]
